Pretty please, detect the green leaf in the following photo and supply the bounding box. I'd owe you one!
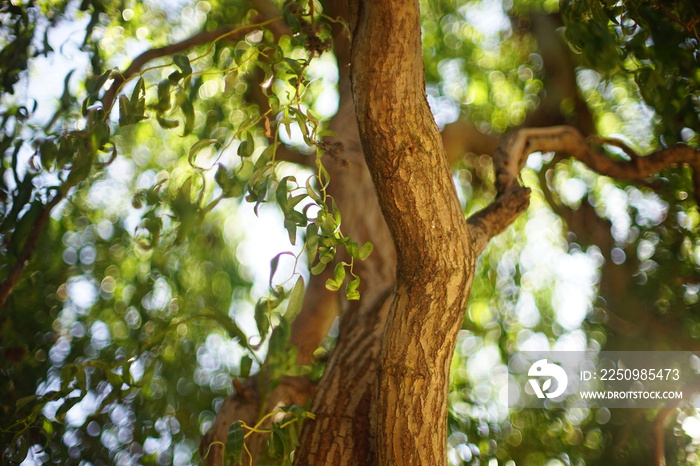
[177,91,195,136]
[310,260,327,275]
[130,77,146,120]
[156,116,179,129]
[358,241,374,260]
[325,278,339,291]
[15,395,39,411]
[240,356,253,378]
[276,176,295,212]
[255,144,275,170]
[280,110,294,139]
[88,69,112,100]
[41,416,54,437]
[284,218,297,245]
[188,139,219,166]
[225,421,244,465]
[325,263,345,291]
[346,277,361,300]
[118,94,131,126]
[285,276,305,323]
[305,177,322,202]
[155,79,172,113]
[215,164,241,197]
[237,131,255,157]
[290,107,310,143]
[346,241,359,259]
[173,54,193,77]
[305,224,319,263]
[333,262,346,284]
[268,424,289,459]
[255,299,271,337]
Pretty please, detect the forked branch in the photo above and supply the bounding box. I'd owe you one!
[469,125,700,249]
[494,125,700,194]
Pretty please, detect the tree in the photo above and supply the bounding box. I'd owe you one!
[1,0,699,465]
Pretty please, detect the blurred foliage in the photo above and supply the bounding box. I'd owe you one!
[562,0,700,144]
[445,1,700,465]
[0,0,699,465]
[1,0,361,463]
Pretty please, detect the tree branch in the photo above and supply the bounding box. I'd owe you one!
[0,193,62,310]
[345,0,475,463]
[469,125,700,248]
[101,16,283,112]
[2,12,289,312]
[653,401,681,466]
[200,376,316,466]
[495,125,700,197]
[467,187,530,253]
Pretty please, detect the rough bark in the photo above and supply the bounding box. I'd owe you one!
[293,0,397,462]
[343,1,478,463]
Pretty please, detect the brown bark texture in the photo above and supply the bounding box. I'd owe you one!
[342,0,478,464]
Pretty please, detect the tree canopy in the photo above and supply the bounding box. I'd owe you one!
[1,0,699,465]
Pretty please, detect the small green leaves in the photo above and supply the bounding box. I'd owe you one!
[285,276,305,323]
[237,131,255,157]
[325,262,346,291]
[346,276,361,301]
[215,164,243,198]
[118,78,146,126]
[188,139,219,167]
[274,176,310,246]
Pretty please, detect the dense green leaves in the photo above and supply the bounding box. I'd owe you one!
[562,0,700,142]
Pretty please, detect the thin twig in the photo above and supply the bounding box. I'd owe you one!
[101,17,282,112]
[0,193,63,310]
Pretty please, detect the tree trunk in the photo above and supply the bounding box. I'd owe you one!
[294,1,397,460]
[308,1,477,464]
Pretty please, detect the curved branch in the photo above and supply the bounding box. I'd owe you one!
[2,11,289,313]
[496,126,700,193]
[467,187,530,253]
[346,0,474,463]
[470,125,700,248]
[101,16,285,112]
